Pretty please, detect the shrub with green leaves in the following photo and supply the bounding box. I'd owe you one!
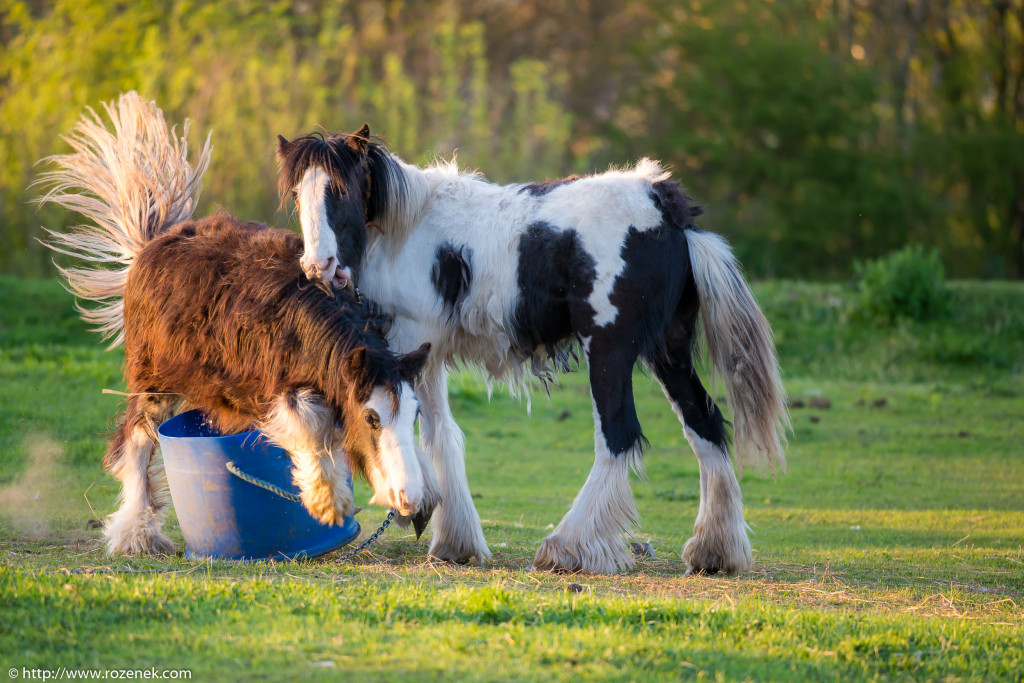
[853,245,951,324]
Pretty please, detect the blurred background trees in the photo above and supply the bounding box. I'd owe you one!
[2,0,1021,279]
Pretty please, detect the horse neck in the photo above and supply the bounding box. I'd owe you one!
[373,155,492,257]
[374,157,434,252]
[313,328,391,411]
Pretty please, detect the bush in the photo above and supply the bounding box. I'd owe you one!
[853,245,951,324]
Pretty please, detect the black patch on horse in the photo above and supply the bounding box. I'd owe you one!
[512,221,598,355]
[647,281,729,453]
[604,226,691,362]
[430,241,473,317]
[581,224,689,457]
[639,183,728,451]
[519,175,581,197]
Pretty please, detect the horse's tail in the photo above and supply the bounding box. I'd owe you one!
[36,91,211,347]
[685,229,790,475]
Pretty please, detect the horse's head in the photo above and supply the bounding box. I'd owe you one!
[340,341,439,531]
[277,125,375,290]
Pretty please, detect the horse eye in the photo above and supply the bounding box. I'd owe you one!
[290,189,298,200]
[365,410,381,430]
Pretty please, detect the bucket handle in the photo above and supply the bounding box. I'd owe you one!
[225,461,302,503]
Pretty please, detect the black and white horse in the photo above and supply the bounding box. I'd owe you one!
[277,127,789,574]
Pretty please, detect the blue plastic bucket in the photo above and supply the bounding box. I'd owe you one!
[158,409,360,561]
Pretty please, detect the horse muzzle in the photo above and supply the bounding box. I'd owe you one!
[394,497,437,540]
[301,254,353,291]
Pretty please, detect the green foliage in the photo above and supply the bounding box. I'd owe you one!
[635,0,1024,279]
[0,1,574,276]
[634,4,930,279]
[1,0,1022,279]
[853,245,951,324]
[757,280,1023,386]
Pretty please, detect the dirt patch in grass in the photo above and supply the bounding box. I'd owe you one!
[0,434,63,538]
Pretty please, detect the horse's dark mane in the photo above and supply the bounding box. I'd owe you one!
[124,212,402,434]
[364,140,407,223]
[277,132,406,224]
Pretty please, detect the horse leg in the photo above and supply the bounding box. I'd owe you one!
[647,334,753,575]
[260,389,354,526]
[103,393,177,555]
[417,365,491,564]
[533,336,641,574]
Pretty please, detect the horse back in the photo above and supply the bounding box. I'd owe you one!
[121,213,338,432]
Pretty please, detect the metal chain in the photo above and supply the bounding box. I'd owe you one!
[225,460,395,562]
[332,508,397,563]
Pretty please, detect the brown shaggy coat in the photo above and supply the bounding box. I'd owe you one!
[109,212,407,468]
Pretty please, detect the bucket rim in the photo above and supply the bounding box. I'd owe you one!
[158,409,263,447]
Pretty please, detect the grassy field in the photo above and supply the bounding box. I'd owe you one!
[1,276,1022,681]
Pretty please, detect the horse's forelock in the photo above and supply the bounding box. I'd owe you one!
[277,134,363,205]
[363,349,404,416]
[332,333,404,418]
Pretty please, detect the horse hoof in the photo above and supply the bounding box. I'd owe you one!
[427,543,490,566]
[105,527,175,556]
[682,533,749,576]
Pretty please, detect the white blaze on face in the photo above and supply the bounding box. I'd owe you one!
[296,165,339,283]
[365,383,424,515]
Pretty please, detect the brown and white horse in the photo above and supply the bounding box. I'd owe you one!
[39,94,438,555]
[277,126,790,575]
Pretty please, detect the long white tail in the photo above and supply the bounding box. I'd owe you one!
[36,91,211,347]
[686,229,790,475]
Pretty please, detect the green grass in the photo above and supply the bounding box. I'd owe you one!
[1,276,1022,681]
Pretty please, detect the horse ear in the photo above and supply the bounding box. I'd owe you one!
[347,123,371,156]
[276,134,290,157]
[397,342,431,385]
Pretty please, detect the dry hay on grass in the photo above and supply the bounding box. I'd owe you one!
[604,559,1024,625]
[136,543,1019,626]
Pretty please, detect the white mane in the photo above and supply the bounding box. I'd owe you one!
[376,154,671,251]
